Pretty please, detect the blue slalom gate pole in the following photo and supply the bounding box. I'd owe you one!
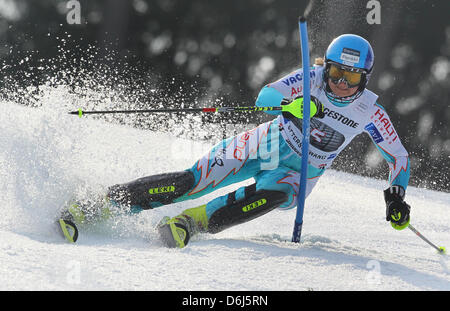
[292,16,311,243]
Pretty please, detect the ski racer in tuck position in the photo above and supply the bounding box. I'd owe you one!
[59,34,411,248]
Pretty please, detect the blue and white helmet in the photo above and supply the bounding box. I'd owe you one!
[323,34,374,104]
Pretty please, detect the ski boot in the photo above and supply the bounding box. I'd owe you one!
[58,196,114,243]
[157,205,208,248]
[58,202,84,243]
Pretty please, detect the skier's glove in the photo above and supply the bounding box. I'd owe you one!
[281,95,325,120]
[384,185,410,230]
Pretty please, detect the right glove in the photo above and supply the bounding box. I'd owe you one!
[384,185,410,230]
[281,95,324,120]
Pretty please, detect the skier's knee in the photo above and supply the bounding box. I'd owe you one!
[107,170,195,210]
[207,184,288,234]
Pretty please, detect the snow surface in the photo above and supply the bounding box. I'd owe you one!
[1,100,449,291]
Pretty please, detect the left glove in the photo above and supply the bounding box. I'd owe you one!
[384,185,410,230]
[281,95,324,120]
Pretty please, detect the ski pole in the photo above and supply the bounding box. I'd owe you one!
[69,101,318,118]
[408,224,446,254]
[70,106,280,117]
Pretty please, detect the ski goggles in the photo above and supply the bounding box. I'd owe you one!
[328,63,365,88]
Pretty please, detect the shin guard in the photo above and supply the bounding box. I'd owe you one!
[208,184,288,234]
[107,171,195,210]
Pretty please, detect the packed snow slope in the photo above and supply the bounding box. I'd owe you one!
[1,100,449,291]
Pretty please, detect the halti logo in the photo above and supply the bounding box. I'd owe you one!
[365,123,384,143]
[372,108,399,143]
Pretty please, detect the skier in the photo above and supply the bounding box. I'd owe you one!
[59,34,411,248]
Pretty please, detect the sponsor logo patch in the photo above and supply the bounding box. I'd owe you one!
[242,198,267,212]
[327,153,337,160]
[364,123,384,143]
[281,71,316,86]
[149,186,175,194]
[340,47,360,64]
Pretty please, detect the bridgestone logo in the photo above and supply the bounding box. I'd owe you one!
[323,108,359,128]
[242,198,267,212]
